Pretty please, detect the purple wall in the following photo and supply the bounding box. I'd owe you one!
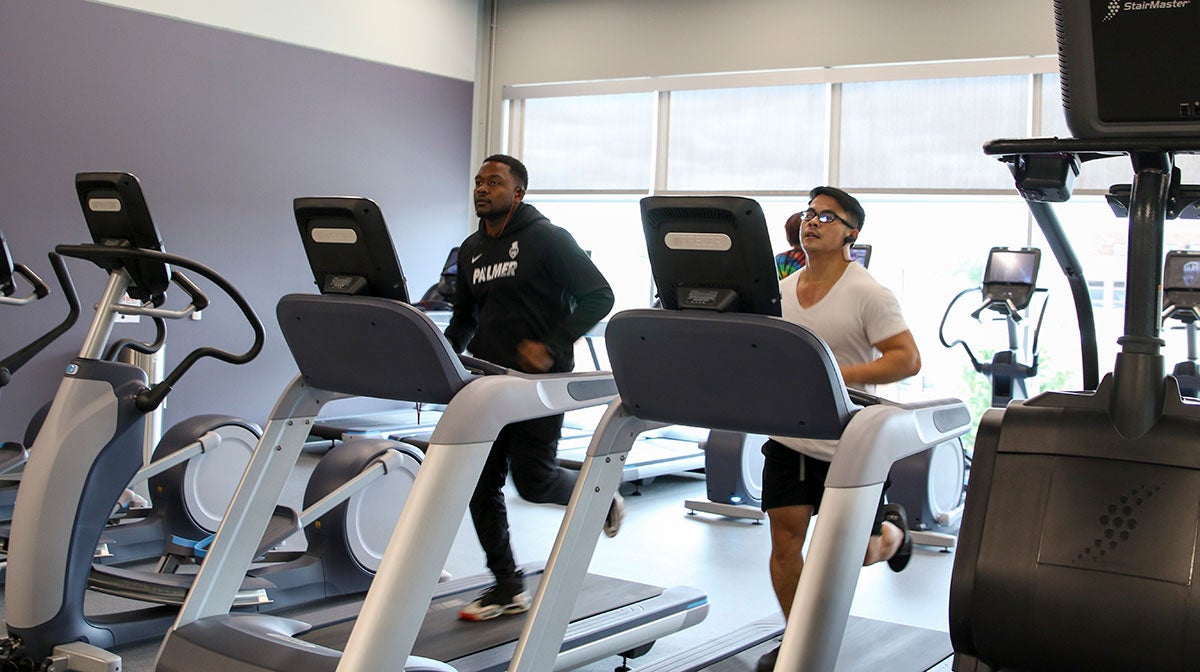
[0,0,474,433]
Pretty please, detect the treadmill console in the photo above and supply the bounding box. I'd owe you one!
[293,197,409,302]
[640,196,781,316]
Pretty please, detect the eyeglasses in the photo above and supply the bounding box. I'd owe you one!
[801,209,854,227]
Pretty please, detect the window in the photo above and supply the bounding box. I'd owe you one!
[667,85,826,191]
[521,93,654,190]
[839,76,1029,190]
[1088,280,1106,308]
[507,59,1186,424]
[523,195,652,313]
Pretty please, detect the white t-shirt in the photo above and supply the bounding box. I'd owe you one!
[770,261,910,460]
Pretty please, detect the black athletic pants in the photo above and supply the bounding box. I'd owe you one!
[469,413,575,583]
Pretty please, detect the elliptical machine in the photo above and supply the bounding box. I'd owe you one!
[0,172,267,670]
[889,247,1049,545]
[940,246,1047,408]
[1162,249,1200,397]
[0,232,79,481]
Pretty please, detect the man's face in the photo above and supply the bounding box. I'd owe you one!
[474,161,523,220]
[798,194,857,255]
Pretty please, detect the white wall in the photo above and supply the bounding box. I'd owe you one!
[492,0,1056,84]
[480,0,1059,152]
[86,0,481,81]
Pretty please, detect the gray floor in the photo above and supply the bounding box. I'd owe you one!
[0,466,958,672]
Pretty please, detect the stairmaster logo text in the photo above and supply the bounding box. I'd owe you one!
[1105,0,1192,21]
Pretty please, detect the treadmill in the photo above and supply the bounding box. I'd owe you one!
[501,195,969,672]
[153,197,707,672]
[319,318,711,487]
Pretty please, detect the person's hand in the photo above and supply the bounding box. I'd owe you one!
[517,339,554,372]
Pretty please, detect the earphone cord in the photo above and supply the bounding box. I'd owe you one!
[488,198,520,238]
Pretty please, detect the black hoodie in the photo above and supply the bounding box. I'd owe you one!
[444,203,614,373]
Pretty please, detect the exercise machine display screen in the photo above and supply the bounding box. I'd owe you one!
[1164,250,1200,314]
[1056,0,1200,137]
[1164,251,1200,291]
[984,249,1038,286]
[850,244,871,269]
[982,247,1040,311]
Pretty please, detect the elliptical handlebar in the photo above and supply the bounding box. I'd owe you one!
[102,317,167,362]
[1027,287,1050,366]
[939,287,986,373]
[172,269,210,312]
[0,263,51,304]
[969,295,1023,323]
[1164,302,1200,324]
[54,243,265,411]
[0,252,82,388]
[941,283,1049,379]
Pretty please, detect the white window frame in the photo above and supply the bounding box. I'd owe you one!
[503,56,1061,198]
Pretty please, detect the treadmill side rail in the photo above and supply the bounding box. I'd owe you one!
[510,399,647,672]
[776,397,971,672]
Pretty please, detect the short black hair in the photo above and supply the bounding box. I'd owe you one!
[482,154,528,190]
[808,186,865,230]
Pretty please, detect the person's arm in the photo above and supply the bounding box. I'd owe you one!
[840,329,921,387]
[539,229,615,358]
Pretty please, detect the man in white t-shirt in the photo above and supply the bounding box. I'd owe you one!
[756,186,922,672]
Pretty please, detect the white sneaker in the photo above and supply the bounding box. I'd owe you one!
[458,578,531,621]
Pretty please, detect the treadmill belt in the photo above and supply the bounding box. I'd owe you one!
[706,616,950,672]
[301,571,663,663]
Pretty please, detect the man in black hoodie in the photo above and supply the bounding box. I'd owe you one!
[446,154,621,622]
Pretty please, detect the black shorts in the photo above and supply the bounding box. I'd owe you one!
[760,438,889,536]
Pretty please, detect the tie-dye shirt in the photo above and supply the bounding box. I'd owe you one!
[775,248,806,279]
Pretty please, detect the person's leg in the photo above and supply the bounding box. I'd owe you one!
[766,504,815,619]
[758,441,828,671]
[469,427,517,581]
[461,425,531,621]
[506,413,576,505]
[759,442,829,618]
[507,413,625,536]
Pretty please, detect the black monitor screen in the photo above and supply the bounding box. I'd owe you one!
[850,244,871,269]
[74,172,169,301]
[984,248,1040,286]
[640,196,781,316]
[1056,0,1200,138]
[981,247,1040,312]
[293,197,409,302]
[1164,251,1200,291]
[441,247,459,276]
